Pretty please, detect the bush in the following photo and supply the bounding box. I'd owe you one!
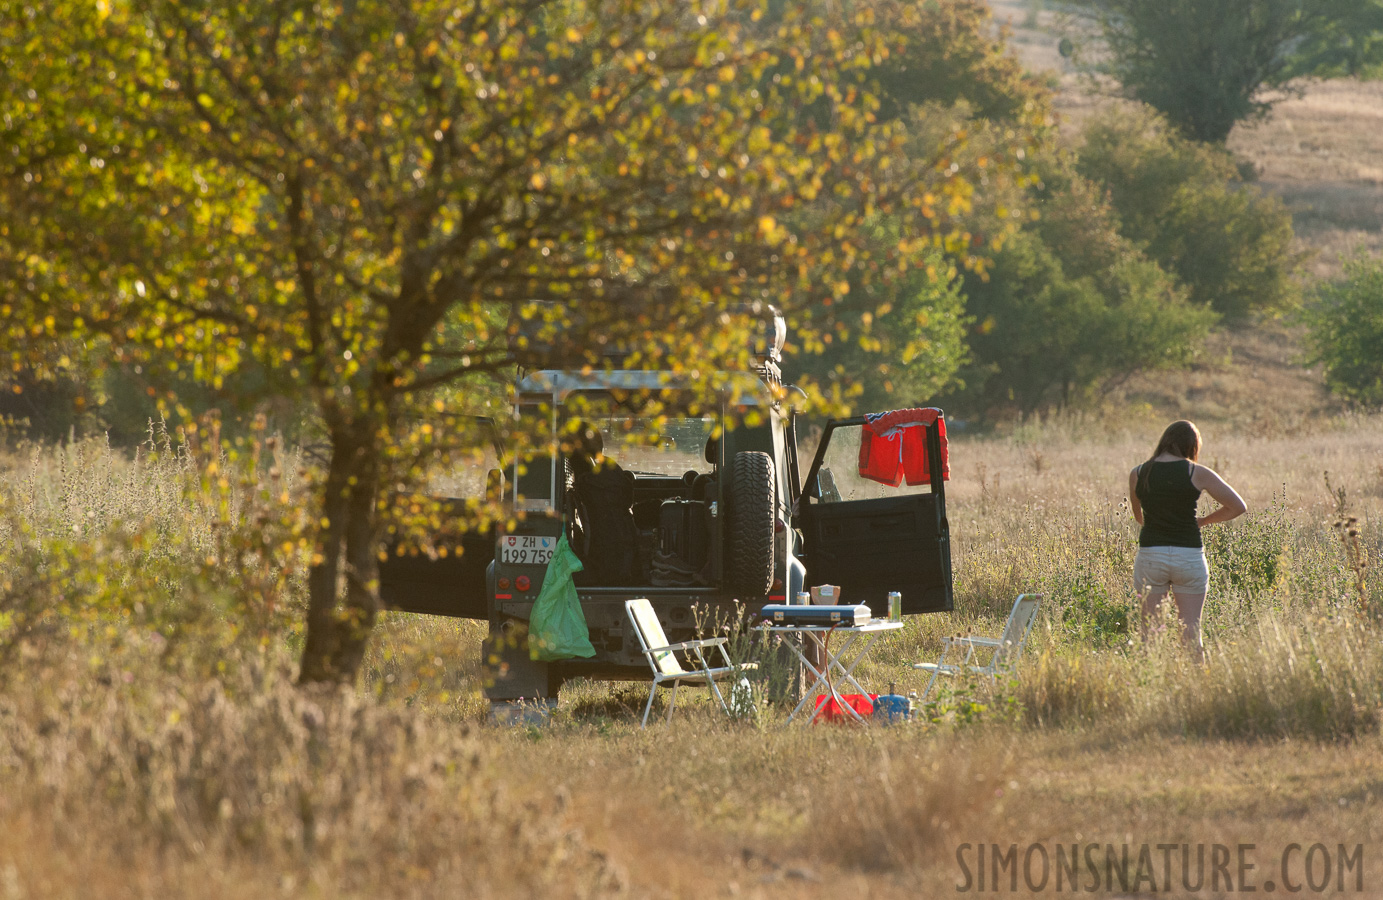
[869,0,1048,122]
[1053,569,1131,647]
[1303,254,1383,406]
[1202,498,1292,615]
[956,152,1214,416]
[1077,106,1301,320]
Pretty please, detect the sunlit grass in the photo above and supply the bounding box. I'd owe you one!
[1,415,1380,895]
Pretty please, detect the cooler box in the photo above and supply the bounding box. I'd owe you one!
[759,604,872,627]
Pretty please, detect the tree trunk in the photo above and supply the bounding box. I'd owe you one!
[299,419,384,684]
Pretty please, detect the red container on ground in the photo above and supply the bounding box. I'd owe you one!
[811,693,877,724]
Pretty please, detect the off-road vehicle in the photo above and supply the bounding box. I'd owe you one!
[380,308,954,707]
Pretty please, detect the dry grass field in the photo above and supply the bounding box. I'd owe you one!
[1231,80,1383,279]
[2,5,1381,898]
[1,415,1380,898]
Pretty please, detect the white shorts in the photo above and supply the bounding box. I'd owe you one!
[1134,546,1209,595]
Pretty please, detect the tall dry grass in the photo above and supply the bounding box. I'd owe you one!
[0,431,624,897]
[0,645,621,898]
[857,414,1381,691]
[1016,613,1383,739]
[0,416,1380,895]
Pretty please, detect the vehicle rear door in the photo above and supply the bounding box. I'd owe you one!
[795,413,953,616]
[379,417,505,620]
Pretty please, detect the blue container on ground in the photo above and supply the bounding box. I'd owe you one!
[872,692,912,724]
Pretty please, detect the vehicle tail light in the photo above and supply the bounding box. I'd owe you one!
[516,575,531,591]
[497,576,511,590]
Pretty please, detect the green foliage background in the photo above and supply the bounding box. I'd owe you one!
[1304,255,1383,405]
[1076,107,1301,321]
[1066,0,1383,143]
[954,147,1215,416]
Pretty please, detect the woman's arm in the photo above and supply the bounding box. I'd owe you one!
[1128,467,1144,525]
[1191,465,1248,528]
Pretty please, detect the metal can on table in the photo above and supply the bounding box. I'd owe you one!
[888,591,902,622]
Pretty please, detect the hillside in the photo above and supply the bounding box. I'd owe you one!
[988,0,1383,427]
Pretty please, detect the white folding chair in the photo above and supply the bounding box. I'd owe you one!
[625,598,755,727]
[914,594,1042,701]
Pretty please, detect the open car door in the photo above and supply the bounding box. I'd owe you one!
[379,417,505,620]
[795,412,953,616]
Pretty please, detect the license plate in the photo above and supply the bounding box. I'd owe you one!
[500,535,555,566]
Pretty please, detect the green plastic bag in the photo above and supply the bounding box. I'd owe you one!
[528,532,596,661]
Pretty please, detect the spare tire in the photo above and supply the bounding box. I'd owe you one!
[726,450,775,597]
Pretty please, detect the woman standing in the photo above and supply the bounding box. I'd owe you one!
[1128,421,1247,662]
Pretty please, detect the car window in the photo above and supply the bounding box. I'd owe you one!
[412,417,505,501]
[561,390,717,477]
[427,442,504,499]
[808,421,939,502]
[586,416,715,476]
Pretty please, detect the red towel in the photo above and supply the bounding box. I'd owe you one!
[858,408,949,487]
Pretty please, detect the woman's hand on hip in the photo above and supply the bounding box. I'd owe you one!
[1191,464,1248,527]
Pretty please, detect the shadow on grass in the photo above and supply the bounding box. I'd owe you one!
[562,684,653,723]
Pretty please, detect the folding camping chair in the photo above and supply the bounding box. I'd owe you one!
[625,598,755,727]
[914,593,1042,701]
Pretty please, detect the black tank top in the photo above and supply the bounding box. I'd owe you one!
[1136,460,1202,548]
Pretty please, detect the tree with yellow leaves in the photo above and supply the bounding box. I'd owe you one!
[1,0,1043,683]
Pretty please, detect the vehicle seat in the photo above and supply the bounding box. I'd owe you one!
[562,427,639,583]
[574,463,638,584]
[691,435,718,501]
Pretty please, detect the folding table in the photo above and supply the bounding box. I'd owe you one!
[762,620,904,724]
